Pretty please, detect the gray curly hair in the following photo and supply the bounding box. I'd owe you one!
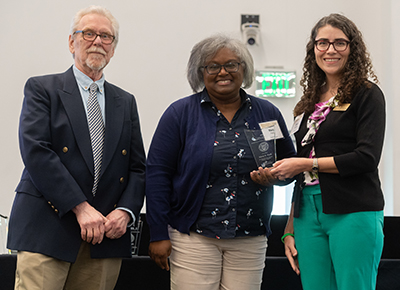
[187,34,255,93]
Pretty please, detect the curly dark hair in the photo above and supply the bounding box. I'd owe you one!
[294,13,378,116]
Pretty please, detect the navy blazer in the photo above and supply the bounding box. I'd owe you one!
[7,67,146,263]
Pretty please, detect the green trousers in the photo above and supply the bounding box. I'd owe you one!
[293,184,384,290]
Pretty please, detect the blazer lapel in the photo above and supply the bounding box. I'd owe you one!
[101,82,124,176]
[59,67,94,174]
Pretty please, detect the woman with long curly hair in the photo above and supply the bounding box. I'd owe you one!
[268,13,385,290]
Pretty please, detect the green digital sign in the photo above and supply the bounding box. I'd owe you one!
[255,71,296,98]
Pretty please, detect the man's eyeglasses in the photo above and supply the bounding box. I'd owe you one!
[314,39,350,52]
[202,62,243,75]
[74,30,115,44]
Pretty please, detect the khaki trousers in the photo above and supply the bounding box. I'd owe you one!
[169,227,268,290]
[14,242,122,290]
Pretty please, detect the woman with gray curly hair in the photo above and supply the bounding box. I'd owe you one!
[187,34,254,92]
[145,34,296,289]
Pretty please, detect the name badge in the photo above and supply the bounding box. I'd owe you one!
[259,120,284,141]
[333,103,351,111]
[290,113,304,135]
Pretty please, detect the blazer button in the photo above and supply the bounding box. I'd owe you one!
[51,205,55,209]
[48,201,52,205]
[63,147,68,153]
[119,177,124,183]
[122,149,127,156]
[54,209,59,213]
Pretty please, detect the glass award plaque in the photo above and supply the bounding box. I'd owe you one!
[245,125,276,168]
[131,216,143,256]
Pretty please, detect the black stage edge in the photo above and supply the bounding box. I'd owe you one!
[1,215,399,290]
[136,215,400,259]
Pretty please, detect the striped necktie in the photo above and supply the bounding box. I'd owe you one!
[88,83,105,196]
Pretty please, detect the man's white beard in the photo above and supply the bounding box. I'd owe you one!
[86,54,107,72]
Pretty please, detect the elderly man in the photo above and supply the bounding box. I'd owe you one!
[7,6,145,290]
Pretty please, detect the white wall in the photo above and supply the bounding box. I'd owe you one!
[1,0,397,217]
[394,0,400,215]
[384,0,400,215]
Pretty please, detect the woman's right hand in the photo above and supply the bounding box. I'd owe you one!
[284,203,300,275]
[271,158,310,180]
[283,234,300,275]
[148,240,172,271]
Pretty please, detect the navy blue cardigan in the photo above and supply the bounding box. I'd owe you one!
[146,89,296,242]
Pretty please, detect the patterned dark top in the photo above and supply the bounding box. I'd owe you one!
[192,92,267,239]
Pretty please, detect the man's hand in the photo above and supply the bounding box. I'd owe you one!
[148,240,172,271]
[72,201,108,245]
[104,209,131,239]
